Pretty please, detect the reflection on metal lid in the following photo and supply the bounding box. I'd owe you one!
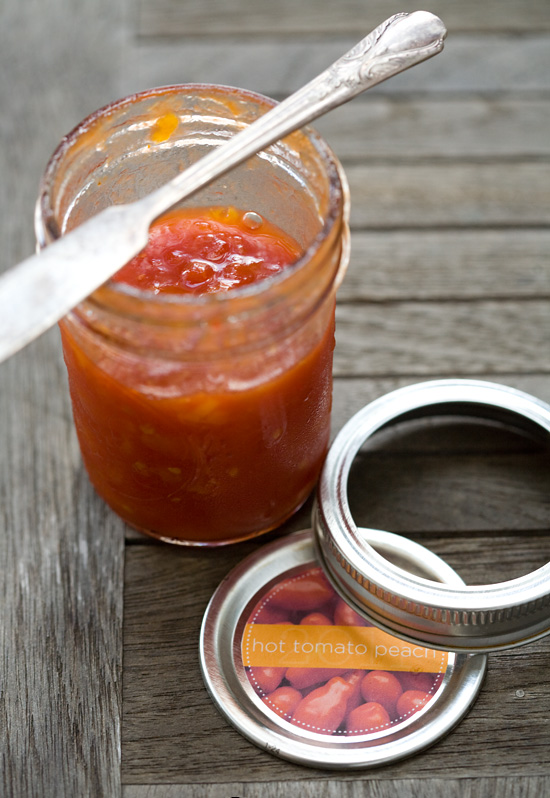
[200,529,486,769]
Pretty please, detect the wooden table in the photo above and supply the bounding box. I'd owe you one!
[1,1,549,795]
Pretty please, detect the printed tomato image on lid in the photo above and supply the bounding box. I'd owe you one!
[242,565,447,737]
[200,530,488,769]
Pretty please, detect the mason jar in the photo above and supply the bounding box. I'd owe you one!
[35,84,350,546]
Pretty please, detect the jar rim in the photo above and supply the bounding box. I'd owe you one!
[36,82,348,312]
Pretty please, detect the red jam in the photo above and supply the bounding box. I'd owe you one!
[60,206,335,543]
[113,206,301,295]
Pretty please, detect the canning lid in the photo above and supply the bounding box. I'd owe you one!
[314,379,550,653]
[200,529,486,769]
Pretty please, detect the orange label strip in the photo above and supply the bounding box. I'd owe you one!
[242,624,448,673]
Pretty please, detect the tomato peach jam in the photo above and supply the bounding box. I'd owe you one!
[242,565,447,736]
[113,207,301,295]
[59,205,338,544]
[39,83,349,545]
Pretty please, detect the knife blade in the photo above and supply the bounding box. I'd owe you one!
[0,11,446,364]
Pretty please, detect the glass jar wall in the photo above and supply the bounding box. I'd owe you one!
[36,84,350,545]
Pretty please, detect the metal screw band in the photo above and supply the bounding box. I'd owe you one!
[313,379,550,652]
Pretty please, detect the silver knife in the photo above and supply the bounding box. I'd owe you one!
[0,11,446,364]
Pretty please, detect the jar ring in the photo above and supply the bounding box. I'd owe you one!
[313,379,550,652]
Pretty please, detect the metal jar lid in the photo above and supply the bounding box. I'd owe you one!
[200,529,486,769]
[313,378,550,653]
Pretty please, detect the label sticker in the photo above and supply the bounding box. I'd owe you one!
[241,565,449,737]
[243,624,444,672]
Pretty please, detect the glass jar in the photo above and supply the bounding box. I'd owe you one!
[35,84,350,546]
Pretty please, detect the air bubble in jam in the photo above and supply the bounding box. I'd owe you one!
[113,206,301,295]
[242,211,263,230]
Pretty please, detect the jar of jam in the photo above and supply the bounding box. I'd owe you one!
[35,84,350,545]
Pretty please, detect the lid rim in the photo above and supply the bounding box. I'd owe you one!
[199,529,487,769]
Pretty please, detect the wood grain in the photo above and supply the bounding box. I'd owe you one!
[118,35,550,99]
[328,375,550,436]
[341,230,550,302]
[346,163,550,228]
[0,1,126,796]
[0,338,126,798]
[346,423,550,542]
[334,301,550,376]
[315,99,550,161]
[136,0,550,36]
[122,778,550,798]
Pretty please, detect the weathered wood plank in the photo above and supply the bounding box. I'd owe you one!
[121,543,550,783]
[334,300,550,376]
[0,335,126,798]
[1,2,127,275]
[123,776,550,798]
[349,448,550,541]
[329,375,550,435]
[341,230,550,302]
[0,0,126,796]
[119,35,550,99]
[346,163,550,229]
[136,0,550,36]
[315,100,550,161]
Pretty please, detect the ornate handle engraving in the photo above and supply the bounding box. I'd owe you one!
[330,11,446,93]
